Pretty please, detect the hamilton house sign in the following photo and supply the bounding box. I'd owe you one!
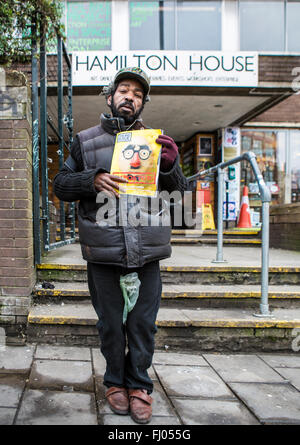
[72,51,258,88]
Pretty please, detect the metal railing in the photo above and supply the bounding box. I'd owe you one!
[188,151,273,317]
[31,23,76,265]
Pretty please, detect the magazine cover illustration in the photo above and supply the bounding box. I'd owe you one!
[110,129,162,197]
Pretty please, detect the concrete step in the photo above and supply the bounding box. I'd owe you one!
[170,228,261,245]
[173,228,261,238]
[170,237,261,246]
[56,228,261,245]
[26,303,300,352]
[56,236,262,246]
[33,282,300,309]
[37,263,300,285]
[57,228,261,236]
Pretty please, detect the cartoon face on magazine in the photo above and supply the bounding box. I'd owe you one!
[111,129,162,197]
[119,140,155,173]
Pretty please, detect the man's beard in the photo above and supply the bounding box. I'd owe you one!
[110,98,144,125]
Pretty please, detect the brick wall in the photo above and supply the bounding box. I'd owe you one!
[249,94,300,124]
[269,203,300,251]
[0,68,35,344]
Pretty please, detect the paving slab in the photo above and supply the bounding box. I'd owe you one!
[0,375,25,408]
[229,382,300,424]
[0,407,16,425]
[259,354,300,368]
[153,364,234,399]
[153,351,208,367]
[171,398,259,425]
[274,368,300,391]
[35,345,91,361]
[0,345,35,374]
[204,354,286,383]
[28,359,94,392]
[92,349,156,387]
[16,389,98,425]
[92,349,106,378]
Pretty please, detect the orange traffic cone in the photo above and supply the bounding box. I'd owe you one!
[237,186,252,228]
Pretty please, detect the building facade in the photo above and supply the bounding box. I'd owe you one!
[54,0,300,226]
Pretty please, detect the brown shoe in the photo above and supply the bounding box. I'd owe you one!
[105,387,129,415]
[128,389,153,424]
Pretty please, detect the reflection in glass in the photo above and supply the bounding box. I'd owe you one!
[290,132,300,202]
[241,130,286,207]
[287,1,300,51]
[129,0,221,50]
[130,1,175,50]
[177,1,221,50]
[239,1,285,51]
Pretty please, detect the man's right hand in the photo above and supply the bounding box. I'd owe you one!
[94,172,128,198]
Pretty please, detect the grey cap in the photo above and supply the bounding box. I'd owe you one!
[101,67,151,102]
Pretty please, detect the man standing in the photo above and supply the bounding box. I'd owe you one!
[54,67,188,424]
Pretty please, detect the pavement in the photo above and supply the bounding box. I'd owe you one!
[41,243,300,268]
[1,343,300,426]
[1,245,300,427]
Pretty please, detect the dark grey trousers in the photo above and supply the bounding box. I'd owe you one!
[87,261,162,394]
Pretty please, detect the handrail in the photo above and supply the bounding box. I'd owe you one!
[188,151,273,317]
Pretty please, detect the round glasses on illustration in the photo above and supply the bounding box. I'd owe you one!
[122,144,152,161]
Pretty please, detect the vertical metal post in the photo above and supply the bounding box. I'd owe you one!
[159,1,164,50]
[57,35,65,241]
[225,179,229,230]
[254,201,272,317]
[67,50,75,239]
[40,30,49,250]
[212,167,227,263]
[246,153,273,317]
[31,17,41,264]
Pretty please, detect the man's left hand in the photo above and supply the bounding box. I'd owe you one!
[156,134,178,172]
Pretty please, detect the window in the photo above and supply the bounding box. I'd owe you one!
[129,1,175,50]
[239,0,300,52]
[241,129,300,207]
[129,0,222,50]
[241,130,285,208]
[239,1,285,52]
[286,1,300,51]
[66,1,111,51]
[290,131,300,202]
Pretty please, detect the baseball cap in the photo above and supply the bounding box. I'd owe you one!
[101,67,151,102]
[113,67,151,98]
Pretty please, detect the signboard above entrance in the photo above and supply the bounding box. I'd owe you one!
[72,51,258,88]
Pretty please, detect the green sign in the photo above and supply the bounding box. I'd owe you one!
[67,1,111,51]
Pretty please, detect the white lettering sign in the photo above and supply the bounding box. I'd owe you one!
[72,51,258,87]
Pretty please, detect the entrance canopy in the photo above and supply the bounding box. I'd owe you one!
[48,52,299,142]
[71,91,277,142]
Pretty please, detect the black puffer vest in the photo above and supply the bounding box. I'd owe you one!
[77,113,173,268]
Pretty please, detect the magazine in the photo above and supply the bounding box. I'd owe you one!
[110,129,162,197]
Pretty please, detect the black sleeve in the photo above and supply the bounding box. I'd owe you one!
[53,136,107,202]
[159,155,188,194]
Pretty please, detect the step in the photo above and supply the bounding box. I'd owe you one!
[170,237,261,245]
[56,236,261,246]
[173,228,261,238]
[36,263,300,285]
[56,228,260,236]
[33,282,300,309]
[26,303,300,352]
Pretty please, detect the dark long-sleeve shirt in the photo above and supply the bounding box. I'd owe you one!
[54,135,188,203]
[54,136,103,202]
